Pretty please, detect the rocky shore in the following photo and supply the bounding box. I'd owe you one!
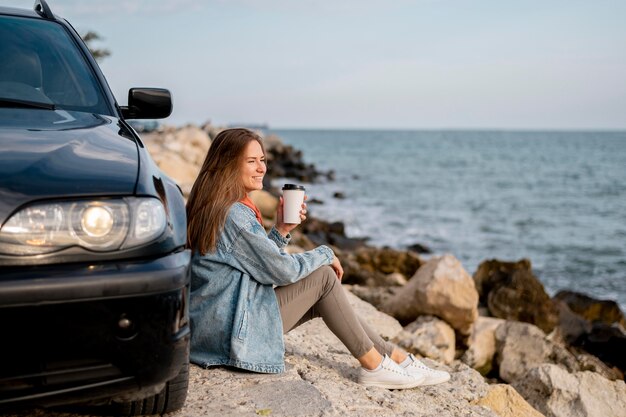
[11,124,626,417]
[144,124,626,417]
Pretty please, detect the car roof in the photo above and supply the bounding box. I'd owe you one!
[0,6,52,20]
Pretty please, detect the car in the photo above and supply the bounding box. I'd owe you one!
[0,1,190,415]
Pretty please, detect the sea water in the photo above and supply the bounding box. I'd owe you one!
[270,129,626,309]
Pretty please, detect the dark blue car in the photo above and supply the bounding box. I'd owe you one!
[0,1,190,415]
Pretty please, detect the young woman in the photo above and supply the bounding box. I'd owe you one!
[186,128,450,389]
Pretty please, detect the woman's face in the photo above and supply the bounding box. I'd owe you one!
[241,140,266,193]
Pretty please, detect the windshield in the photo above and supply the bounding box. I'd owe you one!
[0,15,111,115]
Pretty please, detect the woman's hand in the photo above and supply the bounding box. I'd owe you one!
[331,256,344,281]
[276,196,307,237]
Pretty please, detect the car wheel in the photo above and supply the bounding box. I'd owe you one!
[111,362,189,416]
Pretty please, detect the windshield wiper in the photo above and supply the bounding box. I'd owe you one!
[0,97,56,110]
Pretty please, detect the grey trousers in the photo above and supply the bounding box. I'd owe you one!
[274,265,395,359]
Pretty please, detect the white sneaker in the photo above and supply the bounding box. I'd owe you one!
[401,354,451,386]
[358,355,425,389]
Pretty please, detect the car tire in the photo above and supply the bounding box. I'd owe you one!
[111,362,189,416]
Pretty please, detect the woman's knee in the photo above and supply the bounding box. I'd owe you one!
[300,265,338,295]
[318,265,338,290]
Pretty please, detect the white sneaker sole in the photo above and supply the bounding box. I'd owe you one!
[359,377,425,389]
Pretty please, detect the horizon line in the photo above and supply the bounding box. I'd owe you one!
[167,121,626,134]
[266,126,626,133]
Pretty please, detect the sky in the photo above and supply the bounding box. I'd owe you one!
[4,0,626,130]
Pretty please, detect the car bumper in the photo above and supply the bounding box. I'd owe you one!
[0,249,191,409]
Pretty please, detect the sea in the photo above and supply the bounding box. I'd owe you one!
[269,129,626,310]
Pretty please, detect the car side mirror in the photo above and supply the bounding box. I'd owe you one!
[121,88,172,119]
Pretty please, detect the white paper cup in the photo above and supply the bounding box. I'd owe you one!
[282,184,306,224]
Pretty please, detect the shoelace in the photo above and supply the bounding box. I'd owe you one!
[409,358,439,374]
[382,359,410,376]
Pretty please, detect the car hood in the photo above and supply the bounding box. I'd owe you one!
[0,109,139,224]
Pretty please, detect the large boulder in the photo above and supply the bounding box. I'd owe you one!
[461,316,506,375]
[495,321,579,383]
[473,384,545,417]
[381,255,479,336]
[513,364,626,417]
[394,316,456,364]
[553,290,626,328]
[473,259,559,333]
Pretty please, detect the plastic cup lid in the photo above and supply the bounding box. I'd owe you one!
[282,184,306,191]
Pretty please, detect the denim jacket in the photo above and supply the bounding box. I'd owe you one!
[189,202,334,373]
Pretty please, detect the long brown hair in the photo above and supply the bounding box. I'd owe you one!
[186,128,265,254]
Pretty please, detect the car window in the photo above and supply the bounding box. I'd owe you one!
[0,15,111,115]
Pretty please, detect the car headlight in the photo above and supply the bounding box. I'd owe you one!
[0,197,167,255]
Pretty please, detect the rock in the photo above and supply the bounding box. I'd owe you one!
[407,242,432,254]
[473,259,559,334]
[394,316,456,364]
[473,384,545,417]
[347,284,397,311]
[551,299,592,345]
[574,350,624,381]
[381,255,478,336]
[551,301,625,377]
[554,290,626,328]
[264,140,331,183]
[173,125,211,166]
[341,247,423,287]
[512,364,626,417]
[551,292,626,378]
[183,365,333,416]
[572,321,626,373]
[385,272,407,286]
[201,122,223,140]
[301,218,369,251]
[261,133,284,150]
[327,233,369,252]
[461,316,506,376]
[495,321,579,383]
[478,306,490,317]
